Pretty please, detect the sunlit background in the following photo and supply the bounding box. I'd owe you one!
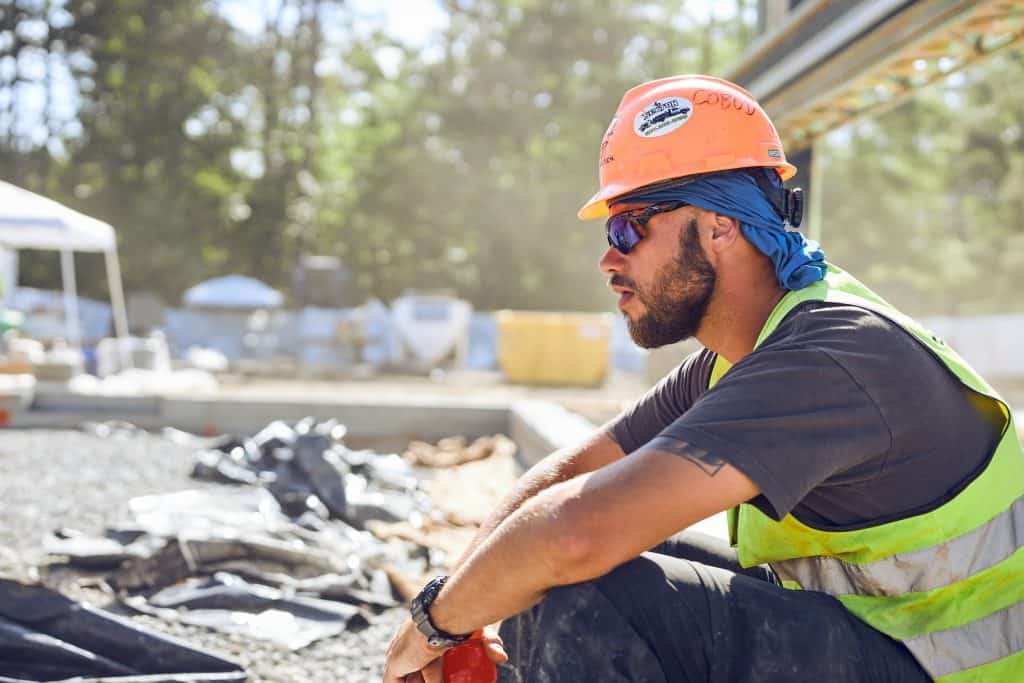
[2,7,1023,681]
[1,1,1022,398]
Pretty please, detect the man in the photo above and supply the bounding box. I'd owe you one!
[384,75,1024,682]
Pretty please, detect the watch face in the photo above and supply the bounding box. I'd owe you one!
[428,635,449,648]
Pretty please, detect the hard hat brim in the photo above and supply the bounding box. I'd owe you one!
[577,162,797,221]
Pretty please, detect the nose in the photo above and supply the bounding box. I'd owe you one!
[599,245,626,274]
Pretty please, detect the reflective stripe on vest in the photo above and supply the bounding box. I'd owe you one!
[771,495,1024,597]
[904,594,1024,680]
[719,264,1024,683]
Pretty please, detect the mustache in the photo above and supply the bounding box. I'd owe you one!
[610,275,637,291]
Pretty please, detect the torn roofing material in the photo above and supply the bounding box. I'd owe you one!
[124,571,368,651]
[0,578,245,683]
[46,487,403,649]
[189,417,425,527]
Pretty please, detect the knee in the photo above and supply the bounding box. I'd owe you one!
[503,554,707,644]
[499,571,675,683]
[497,581,617,677]
[591,552,696,600]
[531,554,686,614]
[539,556,681,628]
[498,581,607,647]
[544,580,602,606]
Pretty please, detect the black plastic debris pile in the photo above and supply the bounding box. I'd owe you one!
[0,577,245,683]
[30,418,445,677]
[42,486,407,653]
[190,417,425,529]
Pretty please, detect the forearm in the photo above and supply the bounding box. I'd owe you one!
[429,477,592,633]
[450,431,622,570]
[383,447,759,683]
[425,449,761,636]
[379,477,594,683]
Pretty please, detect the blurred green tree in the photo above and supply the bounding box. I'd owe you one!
[1,0,757,309]
[821,51,1024,316]
[3,0,249,300]
[316,0,757,309]
[2,0,347,302]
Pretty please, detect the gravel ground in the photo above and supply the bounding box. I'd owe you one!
[0,428,407,683]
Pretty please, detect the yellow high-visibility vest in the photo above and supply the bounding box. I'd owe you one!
[713,265,1024,682]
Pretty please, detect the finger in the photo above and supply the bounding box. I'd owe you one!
[483,639,509,664]
[382,633,401,682]
[479,627,508,664]
[481,629,504,648]
[383,647,410,683]
[383,655,418,683]
[422,658,444,683]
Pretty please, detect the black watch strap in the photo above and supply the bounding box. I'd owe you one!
[410,576,473,648]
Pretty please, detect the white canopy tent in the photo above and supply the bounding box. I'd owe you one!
[0,181,129,347]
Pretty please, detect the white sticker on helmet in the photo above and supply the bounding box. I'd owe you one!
[633,97,692,138]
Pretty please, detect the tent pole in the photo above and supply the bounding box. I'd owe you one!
[60,249,83,349]
[105,248,130,339]
[0,248,17,306]
[104,247,132,371]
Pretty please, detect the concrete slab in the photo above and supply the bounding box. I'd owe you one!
[509,399,595,466]
[160,395,509,442]
[7,386,730,541]
[32,391,161,417]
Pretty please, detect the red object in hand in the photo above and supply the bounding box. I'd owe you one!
[443,631,497,683]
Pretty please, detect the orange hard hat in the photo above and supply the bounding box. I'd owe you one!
[578,75,797,220]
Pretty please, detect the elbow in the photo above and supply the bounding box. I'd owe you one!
[530,487,610,586]
[544,529,597,586]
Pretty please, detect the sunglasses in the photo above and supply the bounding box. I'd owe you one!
[605,201,689,254]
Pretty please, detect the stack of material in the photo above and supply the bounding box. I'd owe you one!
[0,373,34,422]
[365,434,520,574]
[0,578,245,682]
[408,435,519,526]
[403,434,515,468]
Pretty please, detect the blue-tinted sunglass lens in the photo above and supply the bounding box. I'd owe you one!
[606,215,641,254]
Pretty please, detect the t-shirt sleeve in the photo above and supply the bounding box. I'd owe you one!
[650,344,892,521]
[606,348,716,454]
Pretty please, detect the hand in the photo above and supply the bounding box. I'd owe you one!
[478,624,509,666]
[383,618,444,683]
[382,620,509,683]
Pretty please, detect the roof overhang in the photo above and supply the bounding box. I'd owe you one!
[727,0,1024,153]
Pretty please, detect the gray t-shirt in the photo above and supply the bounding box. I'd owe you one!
[608,301,1004,530]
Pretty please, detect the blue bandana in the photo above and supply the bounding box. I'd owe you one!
[612,169,826,290]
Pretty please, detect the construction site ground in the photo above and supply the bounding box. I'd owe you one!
[212,369,654,428]
[4,371,1022,682]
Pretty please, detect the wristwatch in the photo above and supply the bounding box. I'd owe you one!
[410,576,473,648]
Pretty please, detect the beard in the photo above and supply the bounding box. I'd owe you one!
[619,218,716,349]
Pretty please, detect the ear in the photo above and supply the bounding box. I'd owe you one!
[708,213,740,252]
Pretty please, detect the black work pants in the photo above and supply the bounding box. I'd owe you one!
[497,531,932,683]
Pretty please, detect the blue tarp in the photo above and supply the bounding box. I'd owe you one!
[183,276,284,309]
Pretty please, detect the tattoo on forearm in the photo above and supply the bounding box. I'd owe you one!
[657,440,726,477]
